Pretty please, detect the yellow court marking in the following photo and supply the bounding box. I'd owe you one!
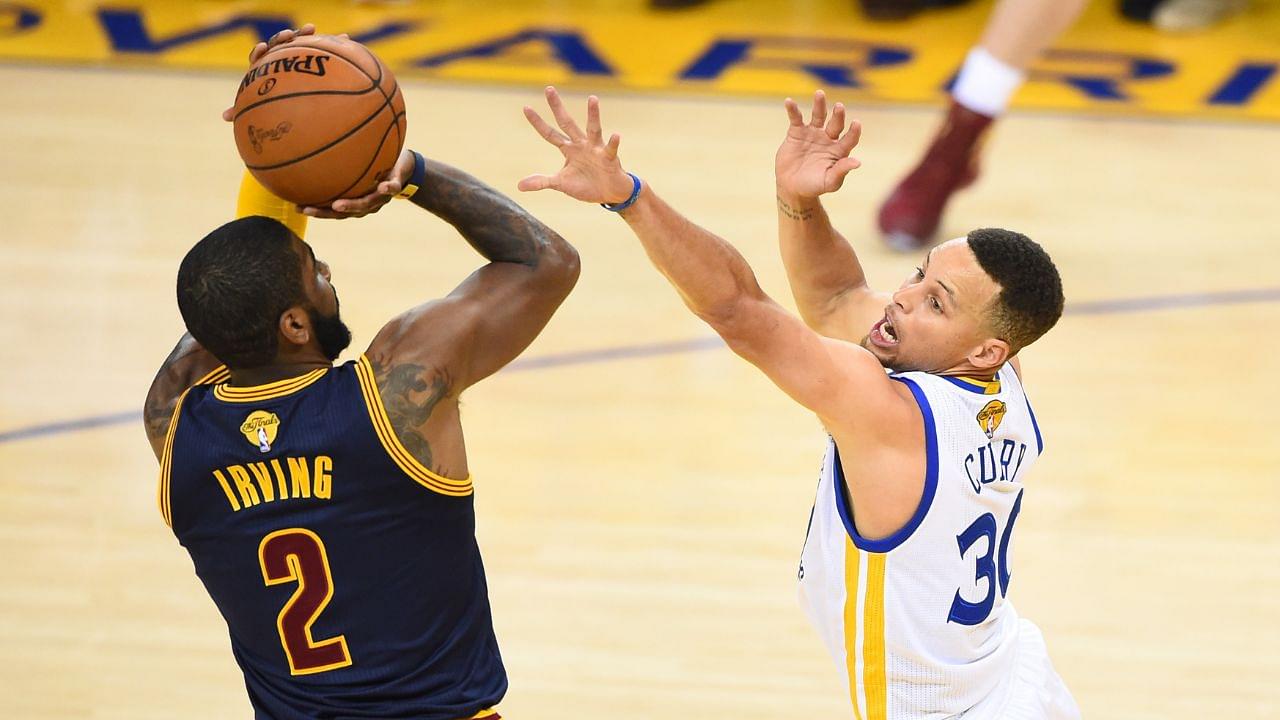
[0,0,1277,121]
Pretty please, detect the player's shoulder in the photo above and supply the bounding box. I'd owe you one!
[366,296,477,367]
[821,345,923,447]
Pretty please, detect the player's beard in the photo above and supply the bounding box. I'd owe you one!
[307,298,351,362]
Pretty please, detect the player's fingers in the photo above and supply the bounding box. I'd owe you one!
[300,206,346,219]
[828,157,862,189]
[605,132,622,159]
[585,96,603,142]
[297,23,316,36]
[545,86,585,140]
[810,90,827,128]
[247,41,269,63]
[517,174,558,192]
[221,106,235,122]
[268,29,295,49]
[784,98,804,127]
[838,119,863,152]
[825,103,845,140]
[376,179,403,196]
[523,106,570,147]
[332,192,392,215]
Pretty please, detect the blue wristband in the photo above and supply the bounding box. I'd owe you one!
[601,172,642,213]
[396,150,427,201]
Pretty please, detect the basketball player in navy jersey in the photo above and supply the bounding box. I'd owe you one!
[520,88,1076,718]
[142,31,579,719]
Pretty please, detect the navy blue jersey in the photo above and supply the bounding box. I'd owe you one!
[159,357,506,719]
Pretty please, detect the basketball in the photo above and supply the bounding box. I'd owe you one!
[230,35,406,207]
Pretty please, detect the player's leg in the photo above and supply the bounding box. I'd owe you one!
[877,0,1088,251]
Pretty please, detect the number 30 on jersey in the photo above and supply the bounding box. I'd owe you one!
[948,490,1023,626]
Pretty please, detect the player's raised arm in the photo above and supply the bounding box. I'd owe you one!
[518,87,907,436]
[775,91,889,340]
[353,150,580,392]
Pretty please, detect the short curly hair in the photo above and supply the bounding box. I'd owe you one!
[967,228,1064,353]
[177,216,306,369]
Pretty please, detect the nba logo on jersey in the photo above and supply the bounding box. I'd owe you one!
[239,411,280,453]
[976,400,1006,439]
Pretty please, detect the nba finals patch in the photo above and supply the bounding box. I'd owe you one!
[241,411,280,453]
[976,400,1006,440]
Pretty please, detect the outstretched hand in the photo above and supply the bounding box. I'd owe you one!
[519,87,636,205]
[775,90,863,200]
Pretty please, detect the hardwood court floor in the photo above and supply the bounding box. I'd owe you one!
[0,65,1277,719]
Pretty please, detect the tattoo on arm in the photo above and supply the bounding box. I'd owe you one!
[369,355,452,472]
[410,159,565,267]
[143,394,178,458]
[143,333,219,459]
[777,196,816,221]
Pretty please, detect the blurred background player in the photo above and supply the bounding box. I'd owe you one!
[144,28,579,720]
[877,0,1088,251]
[1122,0,1249,31]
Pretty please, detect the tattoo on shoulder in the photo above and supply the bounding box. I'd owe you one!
[368,354,452,472]
[777,195,815,221]
[143,396,176,450]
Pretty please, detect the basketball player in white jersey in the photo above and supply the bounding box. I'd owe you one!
[518,87,1079,719]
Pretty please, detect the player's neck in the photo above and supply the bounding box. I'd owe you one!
[937,360,1001,381]
[229,358,333,387]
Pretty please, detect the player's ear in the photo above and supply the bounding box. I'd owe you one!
[278,306,312,347]
[969,338,1010,372]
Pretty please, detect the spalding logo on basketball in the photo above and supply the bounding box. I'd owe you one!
[231,35,407,207]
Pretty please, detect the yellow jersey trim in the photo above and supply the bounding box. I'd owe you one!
[947,375,1002,395]
[195,365,231,385]
[471,710,499,719]
[159,366,231,526]
[213,368,329,403]
[843,541,888,720]
[862,553,888,720]
[158,387,194,528]
[354,355,473,497]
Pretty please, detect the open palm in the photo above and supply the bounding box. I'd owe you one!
[775,90,863,199]
[519,87,635,205]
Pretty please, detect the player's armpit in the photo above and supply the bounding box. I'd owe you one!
[143,334,223,462]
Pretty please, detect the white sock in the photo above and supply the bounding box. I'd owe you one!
[952,47,1025,117]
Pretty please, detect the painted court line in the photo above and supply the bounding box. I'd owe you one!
[1,287,1276,445]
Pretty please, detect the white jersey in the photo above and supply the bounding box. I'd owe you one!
[797,364,1078,720]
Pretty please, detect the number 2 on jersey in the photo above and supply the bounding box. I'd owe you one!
[948,490,1023,626]
[258,528,353,675]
